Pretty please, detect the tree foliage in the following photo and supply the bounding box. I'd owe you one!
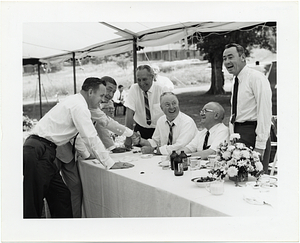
[189,24,276,94]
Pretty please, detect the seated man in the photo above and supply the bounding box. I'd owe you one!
[182,102,229,159]
[135,92,198,155]
[112,84,126,116]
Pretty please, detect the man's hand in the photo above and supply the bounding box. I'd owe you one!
[131,131,141,146]
[124,137,132,149]
[141,146,155,154]
[254,148,265,160]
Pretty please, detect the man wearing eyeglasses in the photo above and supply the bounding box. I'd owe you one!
[181,102,229,159]
[223,43,272,173]
[124,65,167,148]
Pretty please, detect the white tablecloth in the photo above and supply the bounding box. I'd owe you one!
[78,151,277,218]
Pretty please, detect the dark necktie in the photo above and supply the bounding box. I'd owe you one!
[119,91,122,100]
[231,76,239,124]
[167,122,175,145]
[144,91,151,125]
[203,130,210,150]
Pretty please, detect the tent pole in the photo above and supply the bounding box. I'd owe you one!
[72,52,77,94]
[38,62,42,118]
[133,37,137,83]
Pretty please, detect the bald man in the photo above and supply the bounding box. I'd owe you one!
[182,102,229,159]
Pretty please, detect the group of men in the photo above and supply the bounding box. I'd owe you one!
[23,43,272,218]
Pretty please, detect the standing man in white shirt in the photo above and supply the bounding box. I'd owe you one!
[182,102,229,159]
[112,84,126,116]
[135,92,198,155]
[23,77,116,218]
[124,64,166,147]
[223,43,272,173]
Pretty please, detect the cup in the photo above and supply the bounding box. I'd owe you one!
[189,159,199,171]
[208,155,217,169]
[206,180,224,195]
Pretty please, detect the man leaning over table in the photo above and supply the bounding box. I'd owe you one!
[181,102,229,159]
[23,77,115,218]
[223,43,272,173]
[54,76,137,218]
[134,92,198,155]
[124,64,167,148]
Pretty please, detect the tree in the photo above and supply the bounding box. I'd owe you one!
[190,24,276,94]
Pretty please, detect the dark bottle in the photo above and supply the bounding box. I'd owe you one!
[174,155,183,176]
[170,151,177,170]
[179,151,188,171]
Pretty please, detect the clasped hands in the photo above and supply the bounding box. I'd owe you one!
[124,131,141,149]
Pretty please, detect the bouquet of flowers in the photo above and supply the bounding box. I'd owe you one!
[209,134,264,181]
[23,115,35,131]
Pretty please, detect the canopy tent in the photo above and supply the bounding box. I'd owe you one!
[22,21,275,117]
[23,21,275,64]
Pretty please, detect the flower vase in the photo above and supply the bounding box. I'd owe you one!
[229,172,248,182]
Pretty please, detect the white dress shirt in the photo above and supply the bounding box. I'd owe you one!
[185,123,229,153]
[230,66,272,149]
[31,93,115,169]
[148,112,198,155]
[124,82,166,128]
[113,89,126,103]
[155,75,174,92]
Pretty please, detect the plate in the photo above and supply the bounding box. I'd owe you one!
[191,176,216,188]
[141,154,154,159]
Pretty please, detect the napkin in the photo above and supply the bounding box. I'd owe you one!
[110,161,134,169]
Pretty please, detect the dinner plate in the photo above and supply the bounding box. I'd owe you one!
[119,156,133,163]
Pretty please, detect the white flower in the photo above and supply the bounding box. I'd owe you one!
[227,145,235,152]
[240,150,250,159]
[235,143,244,149]
[227,166,238,177]
[230,133,240,141]
[232,150,241,160]
[222,151,231,160]
[252,151,260,159]
[255,162,263,171]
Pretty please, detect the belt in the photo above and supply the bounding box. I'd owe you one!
[234,121,257,126]
[29,135,57,148]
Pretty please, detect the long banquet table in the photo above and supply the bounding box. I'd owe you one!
[78,150,277,218]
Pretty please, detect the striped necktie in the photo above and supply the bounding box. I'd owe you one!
[203,130,210,150]
[167,121,175,145]
[144,91,151,125]
[231,76,239,124]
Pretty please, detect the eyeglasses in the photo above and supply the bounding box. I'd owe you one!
[200,108,214,114]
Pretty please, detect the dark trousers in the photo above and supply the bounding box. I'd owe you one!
[134,123,155,139]
[234,122,271,174]
[23,137,73,218]
[54,157,82,218]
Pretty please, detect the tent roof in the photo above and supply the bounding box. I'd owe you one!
[23,21,275,65]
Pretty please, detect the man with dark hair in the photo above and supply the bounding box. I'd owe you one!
[112,84,126,116]
[23,77,115,218]
[223,43,272,173]
[55,76,136,217]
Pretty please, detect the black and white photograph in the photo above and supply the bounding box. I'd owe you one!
[0,1,299,242]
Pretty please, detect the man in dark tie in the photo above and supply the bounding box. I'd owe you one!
[223,43,272,173]
[134,92,198,155]
[182,102,229,159]
[124,65,167,148]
